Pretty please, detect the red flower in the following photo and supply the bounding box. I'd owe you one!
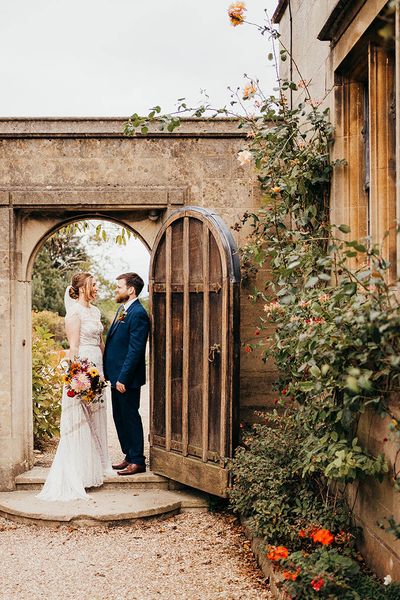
[67,390,76,397]
[255,329,261,336]
[245,345,252,353]
[281,386,288,395]
[267,545,289,561]
[298,529,306,538]
[311,577,324,591]
[311,528,334,545]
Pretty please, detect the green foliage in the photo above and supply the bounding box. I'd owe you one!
[32,230,91,315]
[260,250,400,486]
[281,546,361,599]
[32,310,66,346]
[229,413,354,549]
[125,8,400,591]
[351,573,400,599]
[32,321,63,449]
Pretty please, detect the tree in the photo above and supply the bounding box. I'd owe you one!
[32,230,91,315]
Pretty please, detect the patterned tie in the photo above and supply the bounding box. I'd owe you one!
[112,305,124,329]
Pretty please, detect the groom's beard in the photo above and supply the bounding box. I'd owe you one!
[115,292,130,304]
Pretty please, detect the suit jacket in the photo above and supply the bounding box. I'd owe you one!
[103,299,149,389]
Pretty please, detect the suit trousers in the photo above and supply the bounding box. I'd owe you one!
[111,386,145,466]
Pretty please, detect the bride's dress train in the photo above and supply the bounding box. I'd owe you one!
[37,303,113,501]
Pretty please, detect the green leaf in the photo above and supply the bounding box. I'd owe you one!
[338,224,351,233]
[305,276,319,288]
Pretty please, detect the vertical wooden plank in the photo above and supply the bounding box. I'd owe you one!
[182,217,190,456]
[219,273,229,464]
[165,226,172,452]
[202,224,210,462]
[149,276,154,447]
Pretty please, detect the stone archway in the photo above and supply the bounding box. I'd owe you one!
[0,118,269,492]
[6,208,162,491]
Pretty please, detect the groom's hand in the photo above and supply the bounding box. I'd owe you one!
[116,381,126,394]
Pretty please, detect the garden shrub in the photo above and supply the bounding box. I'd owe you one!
[32,310,67,346]
[32,321,64,449]
[229,412,355,550]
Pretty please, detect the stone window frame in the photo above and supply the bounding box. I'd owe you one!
[332,10,398,281]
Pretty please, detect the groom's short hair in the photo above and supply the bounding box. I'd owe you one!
[117,272,144,297]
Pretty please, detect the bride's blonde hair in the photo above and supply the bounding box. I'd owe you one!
[69,272,95,302]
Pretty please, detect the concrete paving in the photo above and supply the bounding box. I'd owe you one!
[2,382,209,527]
[16,467,170,490]
[0,488,208,527]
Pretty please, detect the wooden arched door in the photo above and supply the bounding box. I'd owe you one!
[149,207,240,497]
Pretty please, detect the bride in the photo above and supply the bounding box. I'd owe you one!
[37,272,112,501]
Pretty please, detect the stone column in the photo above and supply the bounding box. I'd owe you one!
[0,205,14,490]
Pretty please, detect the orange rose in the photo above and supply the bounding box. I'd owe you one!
[283,569,300,581]
[311,528,334,545]
[267,545,289,561]
[228,2,246,26]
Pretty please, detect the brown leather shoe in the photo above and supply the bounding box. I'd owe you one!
[117,463,146,476]
[112,460,129,470]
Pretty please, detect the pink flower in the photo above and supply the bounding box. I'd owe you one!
[264,301,284,316]
[237,150,253,166]
[299,299,311,308]
[318,293,330,303]
[70,373,91,392]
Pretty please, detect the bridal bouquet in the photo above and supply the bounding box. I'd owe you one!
[62,358,106,404]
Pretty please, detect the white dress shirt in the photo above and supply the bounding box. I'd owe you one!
[123,297,138,312]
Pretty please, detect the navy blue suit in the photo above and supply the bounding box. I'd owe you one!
[104,299,149,466]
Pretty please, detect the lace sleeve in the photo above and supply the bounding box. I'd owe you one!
[65,305,80,321]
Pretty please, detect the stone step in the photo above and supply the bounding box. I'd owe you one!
[0,488,208,527]
[15,467,171,491]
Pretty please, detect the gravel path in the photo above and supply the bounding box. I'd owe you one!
[27,384,272,598]
[0,512,272,599]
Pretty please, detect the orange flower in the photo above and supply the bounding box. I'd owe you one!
[243,84,256,99]
[271,186,281,193]
[298,529,306,538]
[228,2,246,26]
[311,528,334,545]
[283,569,300,581]
[267,545,289,561]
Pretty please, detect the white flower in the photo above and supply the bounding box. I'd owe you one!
[237,150,252,166]
[383,575,392,586]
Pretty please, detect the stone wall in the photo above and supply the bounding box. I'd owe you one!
[275,0,400,581]
[0,118,271,490]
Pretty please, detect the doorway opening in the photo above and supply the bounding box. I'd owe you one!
[31,218,151,470]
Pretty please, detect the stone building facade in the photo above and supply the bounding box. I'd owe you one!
[0,118,271,493]
[274,0,400,580]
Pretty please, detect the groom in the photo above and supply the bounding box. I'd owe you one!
[104,272,149,475]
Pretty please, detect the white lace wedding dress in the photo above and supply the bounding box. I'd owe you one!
[37,301,113,501]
